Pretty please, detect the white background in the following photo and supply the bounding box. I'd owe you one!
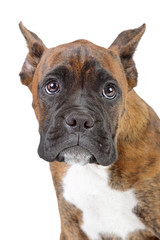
[0,0,160,239]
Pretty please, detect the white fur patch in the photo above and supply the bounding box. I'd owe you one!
[63,162,145,239]
[62,146,91,165]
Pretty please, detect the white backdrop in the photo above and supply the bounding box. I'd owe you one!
[0,0,160,239]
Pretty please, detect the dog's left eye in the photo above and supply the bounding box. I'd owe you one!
[102,84,116,99]
[45,80,60,94]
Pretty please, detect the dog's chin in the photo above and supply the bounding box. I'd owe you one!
[57,146,97,166]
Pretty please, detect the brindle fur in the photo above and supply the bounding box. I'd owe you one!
[19,22,160,239]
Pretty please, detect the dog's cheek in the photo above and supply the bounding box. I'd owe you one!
[38,103,52,134]
[107,103,122,140]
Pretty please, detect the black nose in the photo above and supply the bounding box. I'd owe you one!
[65,112,95,131]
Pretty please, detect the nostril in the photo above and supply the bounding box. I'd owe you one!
[84,120,94,129]
[65,115,78,127]
[67,118,77,127]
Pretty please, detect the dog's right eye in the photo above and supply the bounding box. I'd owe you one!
[45,79,60,94]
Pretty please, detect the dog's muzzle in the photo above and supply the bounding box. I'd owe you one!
[38,108,118,166]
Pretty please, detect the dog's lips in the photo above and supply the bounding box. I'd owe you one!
[57,145,97,166]
[38,131,118,166]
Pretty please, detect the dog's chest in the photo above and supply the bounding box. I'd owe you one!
[63,164,145,240]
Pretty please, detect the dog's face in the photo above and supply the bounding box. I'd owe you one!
[19,23,145,166]
[36,42,126,166]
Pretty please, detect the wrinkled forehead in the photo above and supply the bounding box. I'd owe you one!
[37,40,125,84]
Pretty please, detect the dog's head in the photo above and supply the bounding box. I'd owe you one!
[19,23,145,166]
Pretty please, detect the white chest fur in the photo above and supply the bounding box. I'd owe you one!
[63,164,145,240]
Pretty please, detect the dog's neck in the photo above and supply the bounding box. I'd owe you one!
[111,90,160,190]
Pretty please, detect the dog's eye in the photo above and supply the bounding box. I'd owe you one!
[102,84,116,99]
[45,80,60,94]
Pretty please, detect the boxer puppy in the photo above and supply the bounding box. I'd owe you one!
[19,22,160,239]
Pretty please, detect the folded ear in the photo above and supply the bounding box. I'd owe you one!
[109,24,146,90]
[19,22,46,90]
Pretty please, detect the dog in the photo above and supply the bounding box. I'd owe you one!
[19,22,160,240]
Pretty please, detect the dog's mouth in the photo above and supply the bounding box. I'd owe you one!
[38,129,118,166]
[57,146,97,166]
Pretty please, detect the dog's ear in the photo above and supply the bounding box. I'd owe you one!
[19,22,46,91]
[109,24,146,90]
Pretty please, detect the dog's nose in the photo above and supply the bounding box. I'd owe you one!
[65,112,95,131]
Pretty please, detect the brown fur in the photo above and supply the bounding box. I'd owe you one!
[19,22,160,239]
